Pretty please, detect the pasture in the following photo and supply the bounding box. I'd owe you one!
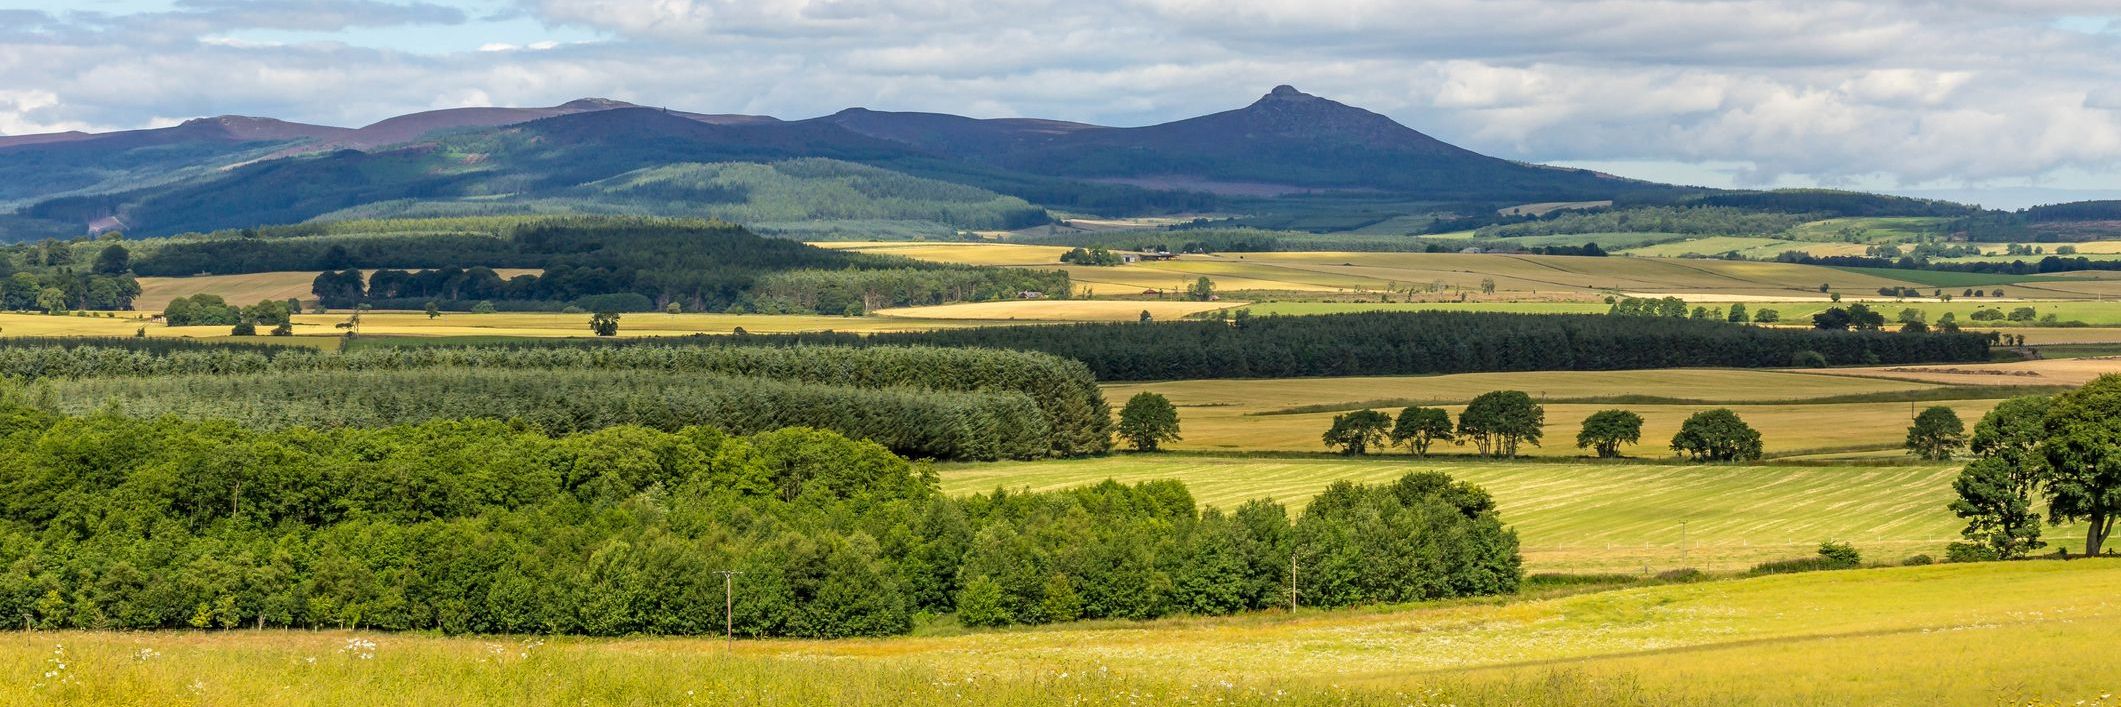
[7,560,2113,705]
[1099,368,2023,458]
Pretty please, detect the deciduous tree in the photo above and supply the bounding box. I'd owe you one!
[1905,406,1966,460]
[1670,409,1763,462]
[1576,409,1643,458]
[1458,391,1544,458]
[1390,406,1452,457]
[1117,392,1182,452]
[1322,409,1391,455]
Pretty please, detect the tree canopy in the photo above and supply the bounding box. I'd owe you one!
[1669,409,1763,462]
[1117,392,1182,452]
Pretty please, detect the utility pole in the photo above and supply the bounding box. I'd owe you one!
[715,570,743,646]
[1680,520,1689,562]
[1288,550,1299,612]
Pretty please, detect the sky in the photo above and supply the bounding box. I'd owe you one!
[7,0,2121,208]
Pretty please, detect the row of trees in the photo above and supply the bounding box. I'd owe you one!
[0,407,1520,636]
[296,221,1070,315]
[0,343,1112,458]
[737,311,1991,381]
[1317,397,1763,461]
[1948,375,2121,559]
[1608,297,1780,324]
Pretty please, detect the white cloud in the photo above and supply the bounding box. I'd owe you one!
[7,0,2121,190]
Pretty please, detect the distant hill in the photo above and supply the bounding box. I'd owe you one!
[0,116,349,209]
[0,86,1996,240]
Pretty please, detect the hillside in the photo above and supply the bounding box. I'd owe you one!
[1,88,1697,239]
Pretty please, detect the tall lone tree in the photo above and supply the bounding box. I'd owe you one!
[1458,391,1544,458]
[2040,375,2121,555]
[1670,409,1763,462]
[1950,396,2051,559]
[1390,406,1453,457]
[1575,409,1644,459]
[1116,392,1182,452]
[1322,409,1392,456]
[1905,406,1967,461]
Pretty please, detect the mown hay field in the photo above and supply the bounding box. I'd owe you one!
[940,455,2016,572]
[1100,368,2016,458]
[6,561,2114,705]
[813,242,1950,298]
[871,299,1242,321]
[0,311,1005,342]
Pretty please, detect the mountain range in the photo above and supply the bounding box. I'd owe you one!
[2,87,1695,239]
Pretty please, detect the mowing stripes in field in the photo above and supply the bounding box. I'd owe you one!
[939,457,2027,572]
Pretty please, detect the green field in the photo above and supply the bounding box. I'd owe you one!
[1098,369,2027,459]
[940,455,2032,572]
[13,560,2115,705]
[1782,217,1953,243]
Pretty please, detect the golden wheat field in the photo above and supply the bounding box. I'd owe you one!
[4,560,2114,706]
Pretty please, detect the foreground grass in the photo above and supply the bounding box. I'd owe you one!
[4,561,2115,705]
[939,455,2069,573]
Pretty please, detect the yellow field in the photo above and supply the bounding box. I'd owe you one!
[813,242,1944,299]
[872,299,1241,321]
[1824,357,2121,388]
[1103,369,2001,458]
[287,311,1000,338]
[7,561,2115,705]
[0,310,1004,342]
[134,269,542,312]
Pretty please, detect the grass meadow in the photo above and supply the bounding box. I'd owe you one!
[1098,368,2034,460]
[4,560,2114,705]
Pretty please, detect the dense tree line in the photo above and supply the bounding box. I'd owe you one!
[132,233,531,277]
[0,409,1519,636]
[0,344,1110,457]
[1774,251,2121,276]
[36,369,1047,461]
[704,312,1991,381]
[1674,190,1977,218]
[282,219,1069,314]
[1475,206,1814,239]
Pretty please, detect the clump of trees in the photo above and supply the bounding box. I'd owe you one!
[1949,377,2121,559]
[289,218,1069,315]
[0,407,1521,636]
[1459,391,1544,458]
[1670,409,1763,461]
[1059,246,1124,266]
[1117,392,1181,452]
